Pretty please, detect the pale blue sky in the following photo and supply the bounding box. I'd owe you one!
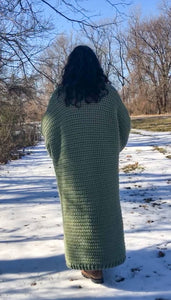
[131,0,161,15]
[42,0,161,32]
[75,0,160,19]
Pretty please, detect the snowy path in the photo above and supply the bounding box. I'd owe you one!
[0,131,171,300]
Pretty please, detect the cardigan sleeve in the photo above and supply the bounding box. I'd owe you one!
[116,92,131,152]
[41,111,53,158]
[41,89,61,162]
[41,90,56,137]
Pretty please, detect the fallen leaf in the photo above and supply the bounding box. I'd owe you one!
[158,251,165,258]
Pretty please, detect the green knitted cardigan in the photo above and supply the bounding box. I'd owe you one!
[41,84,131,270]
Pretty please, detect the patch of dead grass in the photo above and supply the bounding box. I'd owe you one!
[122,162,145,173]
[131,116,171,132]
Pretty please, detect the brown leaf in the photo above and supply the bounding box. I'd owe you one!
[158,251,165,258]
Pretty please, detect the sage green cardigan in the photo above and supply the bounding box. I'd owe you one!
[41,84,131,270]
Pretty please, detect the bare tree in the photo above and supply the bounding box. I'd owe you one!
[41,0,130,29]
[0,73,40,162]
[125,8,171,114]
[0,0,131,80]
[0,0,53,82]
[37,33,80,103]
[82,22,129,97]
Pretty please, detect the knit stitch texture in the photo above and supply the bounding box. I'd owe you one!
[41,84,131,270]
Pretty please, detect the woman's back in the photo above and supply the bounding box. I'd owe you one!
[42,83,129,167]
[41,45,131,274]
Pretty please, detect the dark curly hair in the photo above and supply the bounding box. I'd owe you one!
[58,45,109,108]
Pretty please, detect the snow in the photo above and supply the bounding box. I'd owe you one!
[0,130,171,300]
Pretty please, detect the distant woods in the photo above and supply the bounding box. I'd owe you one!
[39,2,171,115]
[40,6,171,115]
[125,7,171,115]
[0,0,171,163]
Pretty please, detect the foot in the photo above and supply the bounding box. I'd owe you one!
[81,270,104,284]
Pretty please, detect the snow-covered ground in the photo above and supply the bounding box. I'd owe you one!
[0,131,171,300]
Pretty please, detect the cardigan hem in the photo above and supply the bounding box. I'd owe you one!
[66,255,126,270]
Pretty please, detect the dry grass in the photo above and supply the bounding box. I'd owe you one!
[153,146,167,154]
[153,146,171,159]
[122,162,145,173]
[131,116,171,132]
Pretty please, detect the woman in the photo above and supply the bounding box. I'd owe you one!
[41,45,131,284]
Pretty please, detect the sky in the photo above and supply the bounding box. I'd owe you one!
[42,0,162,34]
[131,0,161,16]
[74,0,161,20]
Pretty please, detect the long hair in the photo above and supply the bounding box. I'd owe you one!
[58,45,109,108]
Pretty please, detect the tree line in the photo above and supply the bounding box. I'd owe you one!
[40,3,171,115]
